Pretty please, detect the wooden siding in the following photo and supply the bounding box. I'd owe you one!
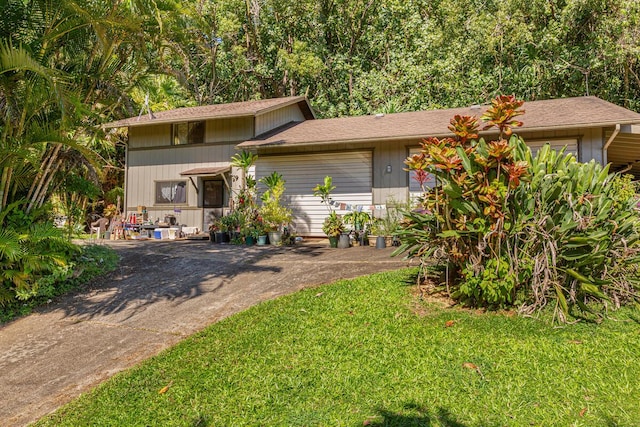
[206,117,253,142]
[125,142,236,230]
[129,124,171,148]
[255,104,305,136]
[128,117,253,149]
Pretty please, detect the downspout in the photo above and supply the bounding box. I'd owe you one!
[602,123,621,166]
[123,135,129,221]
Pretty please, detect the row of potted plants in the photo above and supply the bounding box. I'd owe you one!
[209,152,293,246]
[209,152,402,248]
[315,176,402,248]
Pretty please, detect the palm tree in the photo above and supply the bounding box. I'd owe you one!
[0,0,155,215]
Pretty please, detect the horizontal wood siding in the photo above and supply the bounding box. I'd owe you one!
[256,151,372,236]
[255,104,305,136]
[126,142,236,230]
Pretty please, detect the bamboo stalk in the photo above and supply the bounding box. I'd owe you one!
[27,144,62,213]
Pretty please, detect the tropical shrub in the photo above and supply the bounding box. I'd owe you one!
[398,95,640,322]
[0,202,80,306]
[259,172,292,232]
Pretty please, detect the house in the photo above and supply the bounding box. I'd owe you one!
[104,96,640,236]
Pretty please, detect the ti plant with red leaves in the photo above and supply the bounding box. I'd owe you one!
[397,95,640,322]
[400,95,530,307]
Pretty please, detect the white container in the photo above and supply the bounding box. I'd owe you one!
[168,227,179,240]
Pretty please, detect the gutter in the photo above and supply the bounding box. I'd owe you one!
[602,123,621,166]
[238,120,640,149]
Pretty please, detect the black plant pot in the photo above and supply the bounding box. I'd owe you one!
[215,231,230,243]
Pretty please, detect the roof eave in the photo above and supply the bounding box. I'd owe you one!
[238,119,640,149]
[254,96,314,118]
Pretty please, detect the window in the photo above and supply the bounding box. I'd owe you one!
[408,148,436,193]
[155,181,187,204]
[173,121,205,145]
[203,180,224,208]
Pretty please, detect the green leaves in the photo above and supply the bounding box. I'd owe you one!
[398,96,640,322]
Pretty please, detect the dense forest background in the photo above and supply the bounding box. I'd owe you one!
[1,0,639,218]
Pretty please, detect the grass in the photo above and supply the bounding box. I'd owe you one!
[0,244,118,322]
[37,268,640,426]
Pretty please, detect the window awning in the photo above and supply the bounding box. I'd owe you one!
[179,166,230,177]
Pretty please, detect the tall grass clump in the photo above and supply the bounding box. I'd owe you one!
[398,95,640,322]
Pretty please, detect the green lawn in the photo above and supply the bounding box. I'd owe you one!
[37,268,640,426]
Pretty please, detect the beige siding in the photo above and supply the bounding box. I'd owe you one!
[255,104,305,136]
[125,142,236,230]
[207,117,254,142]
[129,124,171,148]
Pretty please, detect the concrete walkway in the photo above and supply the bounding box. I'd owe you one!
[0,240,408,426]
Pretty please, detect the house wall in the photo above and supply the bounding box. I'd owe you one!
[253,126,607,209]
[125,143,237,229]
[129,124,171,148]
[251,138,417,208]
[123,105,307,231]
[518,127,603,164]
[128,117,254,149]
[255,104,306,136]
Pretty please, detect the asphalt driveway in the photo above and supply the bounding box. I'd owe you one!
[0,239,408,426]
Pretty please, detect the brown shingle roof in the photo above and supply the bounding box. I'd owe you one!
[238,96,640,148]
[103,96,313,128]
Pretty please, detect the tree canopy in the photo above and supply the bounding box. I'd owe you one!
[1,0,639,216]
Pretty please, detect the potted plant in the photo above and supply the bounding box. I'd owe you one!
[343,211,372,246]
[217,217,232,243]
[322,212,345,248]
[313,176,350,248]
[373,202,403,248]
[258,172,292,246]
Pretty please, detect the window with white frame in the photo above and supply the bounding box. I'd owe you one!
[155,180,187,204]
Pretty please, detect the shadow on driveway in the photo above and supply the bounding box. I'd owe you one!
[0,239,408,427]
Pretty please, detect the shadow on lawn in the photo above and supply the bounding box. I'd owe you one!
[45,240,329,321]
[365,403,492,427]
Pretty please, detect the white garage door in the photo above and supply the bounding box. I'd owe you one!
[256,151,373,236]
[527,138,578,156]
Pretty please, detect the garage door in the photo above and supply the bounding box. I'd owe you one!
[527,138,578,156]
[255,151,372,236]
